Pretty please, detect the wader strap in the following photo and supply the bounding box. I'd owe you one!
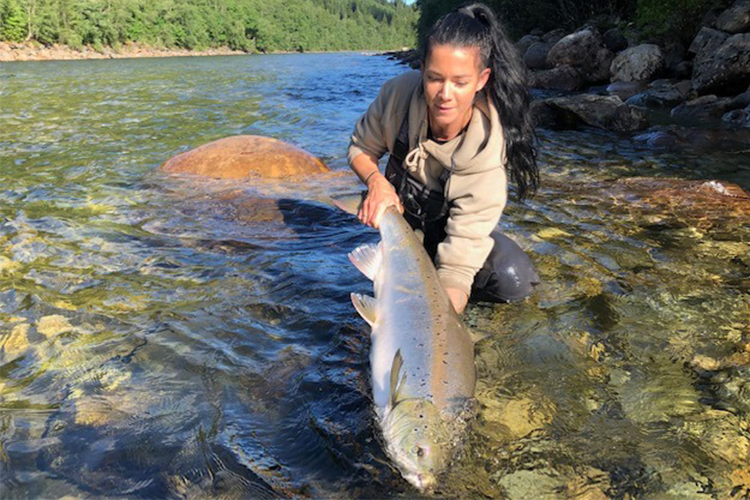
[384,114,451,232]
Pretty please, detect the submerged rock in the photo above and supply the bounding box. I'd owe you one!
[671,95,733,119]
[160,135,330,179]
[626,80,692,108]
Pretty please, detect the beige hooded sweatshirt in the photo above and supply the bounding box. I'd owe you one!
[348,70,508,295]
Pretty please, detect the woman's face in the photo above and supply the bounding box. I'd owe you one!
[422,44,491,137]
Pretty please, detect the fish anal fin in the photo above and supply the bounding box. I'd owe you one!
[351,293,377,326]
[331,193,365,216]
[389,349,407,408]
[348,243,381,281]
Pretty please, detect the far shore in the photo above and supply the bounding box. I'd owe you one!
[0,41,408,62]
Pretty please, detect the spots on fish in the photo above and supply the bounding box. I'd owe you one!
[395,285,419,295]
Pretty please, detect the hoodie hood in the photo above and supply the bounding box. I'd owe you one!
[404,82,506,176]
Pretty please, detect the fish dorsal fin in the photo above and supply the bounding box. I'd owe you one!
[389,349,407,408]
[348,243,381,281]
[350,293,377,326]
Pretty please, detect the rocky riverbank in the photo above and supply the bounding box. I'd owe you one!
[0,41,247,62]
[388,0,750,149]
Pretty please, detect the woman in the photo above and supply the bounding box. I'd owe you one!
[348,3,540,314]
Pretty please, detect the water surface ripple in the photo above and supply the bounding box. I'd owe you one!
[1,53,749,499]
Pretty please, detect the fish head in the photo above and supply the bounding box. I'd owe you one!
[382,398,454,493]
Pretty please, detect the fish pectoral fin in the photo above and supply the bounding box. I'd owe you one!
[351,293,377,326]
[389,349,407,408]
[348,242,382,281]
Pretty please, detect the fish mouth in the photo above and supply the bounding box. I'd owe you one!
[405,471,437,492]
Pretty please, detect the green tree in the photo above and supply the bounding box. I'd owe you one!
[0,0,27,42]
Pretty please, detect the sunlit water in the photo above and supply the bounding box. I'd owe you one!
[1,53,749,499]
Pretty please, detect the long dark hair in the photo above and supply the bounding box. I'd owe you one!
[421,3,539,200]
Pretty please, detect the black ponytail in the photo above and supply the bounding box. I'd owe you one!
[421,3,539,201]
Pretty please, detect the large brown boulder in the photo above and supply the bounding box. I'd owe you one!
[546,28,613,84]
[160,135,329,179]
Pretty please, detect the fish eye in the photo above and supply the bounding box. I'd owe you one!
[416,447,424,458]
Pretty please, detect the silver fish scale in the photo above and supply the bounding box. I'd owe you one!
[369,207,475,416]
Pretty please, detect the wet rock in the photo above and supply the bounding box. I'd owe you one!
[516,34,542,57]
[477,396,554,441]
[532,95,648,132]
[610,44,665,82]
[603,27,628,52]
[671,95,733,119]
[722,104,750,127]
[547,28,614,84]
[1,323,30,361]
[688,27,730,59]
[529,65,583,91]
[626,80,692,108]
[715,0,750,34]
[524,42,554,70]
[606,81,648,100]
[634,124,750,150]
[692,33,750,96]
[497,469,563,500]
[160,135,329,179]
[37,315,74,339]
[565,467,611,500]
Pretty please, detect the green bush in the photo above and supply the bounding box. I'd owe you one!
[0,0,27,42]
[636,0,732,45]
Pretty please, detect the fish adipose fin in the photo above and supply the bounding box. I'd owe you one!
[348,243,382,281]
[389,349,407,408]
[351,293,377,326]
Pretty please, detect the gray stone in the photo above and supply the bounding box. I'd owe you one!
[532,94,649,132]
[730,91,750,109]
[672,61,693,80]
[693,33,750,95]
[607,81,648,100]
[529,65,583,91]
[610,44,665,82]
[547,28,612,83]
[524,42,554,70]
[688,27,730,58]
[671,95,734,119]
[662,42,686,72]
[626,81,691,108]
[715,0,750,34]
[603,27,628,52]
[516,34,542,57]
[722,104,750,128]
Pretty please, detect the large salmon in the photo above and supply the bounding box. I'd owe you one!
[345,204,476,492]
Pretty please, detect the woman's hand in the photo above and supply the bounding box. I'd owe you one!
[358,173,403,228]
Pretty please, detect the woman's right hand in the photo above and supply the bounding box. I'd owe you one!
[358,173,403,228]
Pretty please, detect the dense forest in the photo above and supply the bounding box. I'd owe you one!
[0,0,418,52]
[417,0,732,46]
[0,0,733,53]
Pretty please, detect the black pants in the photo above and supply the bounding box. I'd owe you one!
[402,208,540,304]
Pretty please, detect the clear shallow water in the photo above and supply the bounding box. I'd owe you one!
[1,53,749,499]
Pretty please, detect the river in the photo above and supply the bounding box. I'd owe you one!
[1,52,749,499]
